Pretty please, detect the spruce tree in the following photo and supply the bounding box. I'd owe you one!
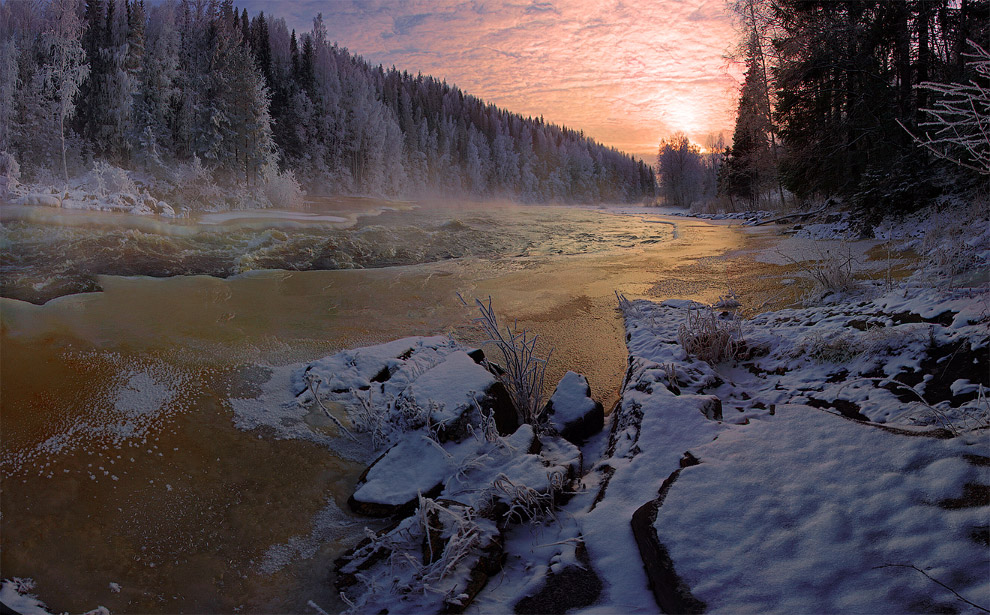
[725,32,772,207]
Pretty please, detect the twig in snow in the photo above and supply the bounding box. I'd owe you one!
[873,564,990,613]
[307,600,333,615]
[305,374,359,442]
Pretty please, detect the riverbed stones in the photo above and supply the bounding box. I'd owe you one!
[544,371,604,443]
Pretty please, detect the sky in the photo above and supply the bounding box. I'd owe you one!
[237,0,745,161]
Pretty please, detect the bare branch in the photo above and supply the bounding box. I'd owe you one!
[901,40,990,175]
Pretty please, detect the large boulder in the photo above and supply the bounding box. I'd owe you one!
[400,350,518,440]
[630,460,706,615]
[348,436,450,517]
[544,371,604,443]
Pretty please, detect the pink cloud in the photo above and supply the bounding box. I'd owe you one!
[241,0,743,161]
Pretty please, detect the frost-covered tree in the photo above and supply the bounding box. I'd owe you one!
[902,40,990,175]
[41,0,89,183]
[134,0,180,167]
[2,1,654,204]
[0,38,18,152]
[656,133,704,207]
[98,0,134,160]
[229,39,275,186]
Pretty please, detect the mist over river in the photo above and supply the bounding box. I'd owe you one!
[0,198,772,613]
[2,197,675,305]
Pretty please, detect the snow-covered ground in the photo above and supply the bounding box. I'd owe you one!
[602,286,988,613]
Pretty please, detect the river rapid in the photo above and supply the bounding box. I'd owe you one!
[0,198,775,613]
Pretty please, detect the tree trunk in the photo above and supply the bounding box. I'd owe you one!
[60,113,69,186]
[916,1,931,115]
[747,0,786,207]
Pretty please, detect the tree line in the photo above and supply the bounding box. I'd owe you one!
[0,0,657,205]
[656,0,988,215]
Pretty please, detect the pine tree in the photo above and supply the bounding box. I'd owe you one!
[725,32,773,207]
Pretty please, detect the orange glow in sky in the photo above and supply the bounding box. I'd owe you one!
[242,0,744,161]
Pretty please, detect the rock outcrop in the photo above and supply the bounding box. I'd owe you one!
[544,371,605,443]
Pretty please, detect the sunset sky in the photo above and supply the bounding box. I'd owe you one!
[239,0,745,161]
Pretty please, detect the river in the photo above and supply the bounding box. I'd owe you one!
[0,198,777,613]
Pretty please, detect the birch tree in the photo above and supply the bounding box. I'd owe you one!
[42,0,89,184]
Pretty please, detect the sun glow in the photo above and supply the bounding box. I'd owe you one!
[243,0,743,160]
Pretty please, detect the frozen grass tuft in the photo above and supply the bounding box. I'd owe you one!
[795,248,858,302]
[801,325,924,364]
[677,308,743,365]
[491,471,563,525]
[462,295,552,427]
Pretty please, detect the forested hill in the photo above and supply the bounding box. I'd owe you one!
[0,0,656,205]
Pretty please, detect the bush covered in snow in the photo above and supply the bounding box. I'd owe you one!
[262,168,304,209]
[85,160,138,197]
[0,150,20,199]
[677,308,743,365]
[875,197,990,286]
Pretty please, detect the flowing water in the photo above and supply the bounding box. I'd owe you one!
[0,198,775,613]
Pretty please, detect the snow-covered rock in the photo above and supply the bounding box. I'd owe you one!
[16,193,62,208]
[544,371,604,443]
[660,298,707,310]
[348,435,455,517]
[295,337,518,446]
[400,350,518,441]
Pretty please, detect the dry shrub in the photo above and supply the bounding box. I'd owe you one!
[677,308,743,365]
[463,295,552,426]
[778,246,858,303]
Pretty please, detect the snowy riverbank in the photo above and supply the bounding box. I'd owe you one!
[1,159,307,217]
[318,278,987,614]
[324,202,988,613]
[329,202,988,613]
